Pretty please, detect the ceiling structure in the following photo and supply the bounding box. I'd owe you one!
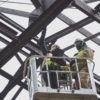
[0,0,100,99]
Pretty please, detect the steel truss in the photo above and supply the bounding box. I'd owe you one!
[0,0,100,99]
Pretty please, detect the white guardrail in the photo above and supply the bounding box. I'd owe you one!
[24,56,97,100]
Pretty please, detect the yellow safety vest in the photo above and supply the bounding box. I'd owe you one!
[72,47,94,70]
[45,58,70,71]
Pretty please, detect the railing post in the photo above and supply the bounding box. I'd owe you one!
[87,59,97,94]
[45,58,51,87]
[75,58,81,89]
[29,57,38,100]
[27,56,97,100]
[56,71,59,88]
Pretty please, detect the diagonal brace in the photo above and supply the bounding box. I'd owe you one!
[73,0,100,23]
[0,0,73,68]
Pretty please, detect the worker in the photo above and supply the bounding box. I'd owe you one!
[38,29,69,89]
[70,39,94,89]
[42,44,69,89]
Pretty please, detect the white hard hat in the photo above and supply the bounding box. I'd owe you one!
[74,38,84,44]
[51,44,60,51]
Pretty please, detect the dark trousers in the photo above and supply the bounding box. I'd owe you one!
[42,64,68,89]
[42,64,58,89]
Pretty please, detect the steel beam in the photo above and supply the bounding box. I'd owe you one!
[63,32,100,51]
[0,22,18,40]
[0,0,99,18]
[94,73,100,82]
[46,17,94,43]
[12,87,23,100]
[39,0,56,9]
[74,0,100,23]
[15,54,23,64]
[0,22,42,55]
[0,13,39,42]
[0,80,18,99]
[0,13,25,32]
[0,54,24,99]
[95,75,100,95]
[12,81,27,100]
[0,22,17,35]
[26,41,42,55]
[84,32,100,41]
[95,82,100,94]
[58,13,100,46]
[0,36,7,46]
[0,7,30,18]
[0,7,40,21]
[0,36,30,57]
[0,69,27,90]
[0,0,72,68]
[2,6,99,46]
[31,0,41,8]
[83,0,100,3]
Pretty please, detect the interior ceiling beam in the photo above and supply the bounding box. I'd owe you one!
[0,12,38,42]
[95,82,100,95]
[63,32,100,51]
[31,0,41,8]
[0,0,99,18]
[0,36,30,57]
[15,53,23,65]
[73,0,100,23]
[0,80,18,99]
[0,7,30,18]
[0,56,28,99]
[0,0,73,68]
[0,0,98,18]
[94,73,100,82]
[0,69,27,90]
[1,7,100,45]
[0,22,18,40]
[0,13,25,32]
[83,0,100,3]
[0,62,25,100]
[0,67,24,99]
[1,2,100,45]
[0,22,17,35]
[0,13,38,42]
[0,22,42,55]
[12,81,27,100]
[0,36,7,45]
[58,13,100,46]
[0,7,40,18]
[84,32,100,41]
[46,17,94,43]
[26,41,42,54]
[93,73,100,95]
